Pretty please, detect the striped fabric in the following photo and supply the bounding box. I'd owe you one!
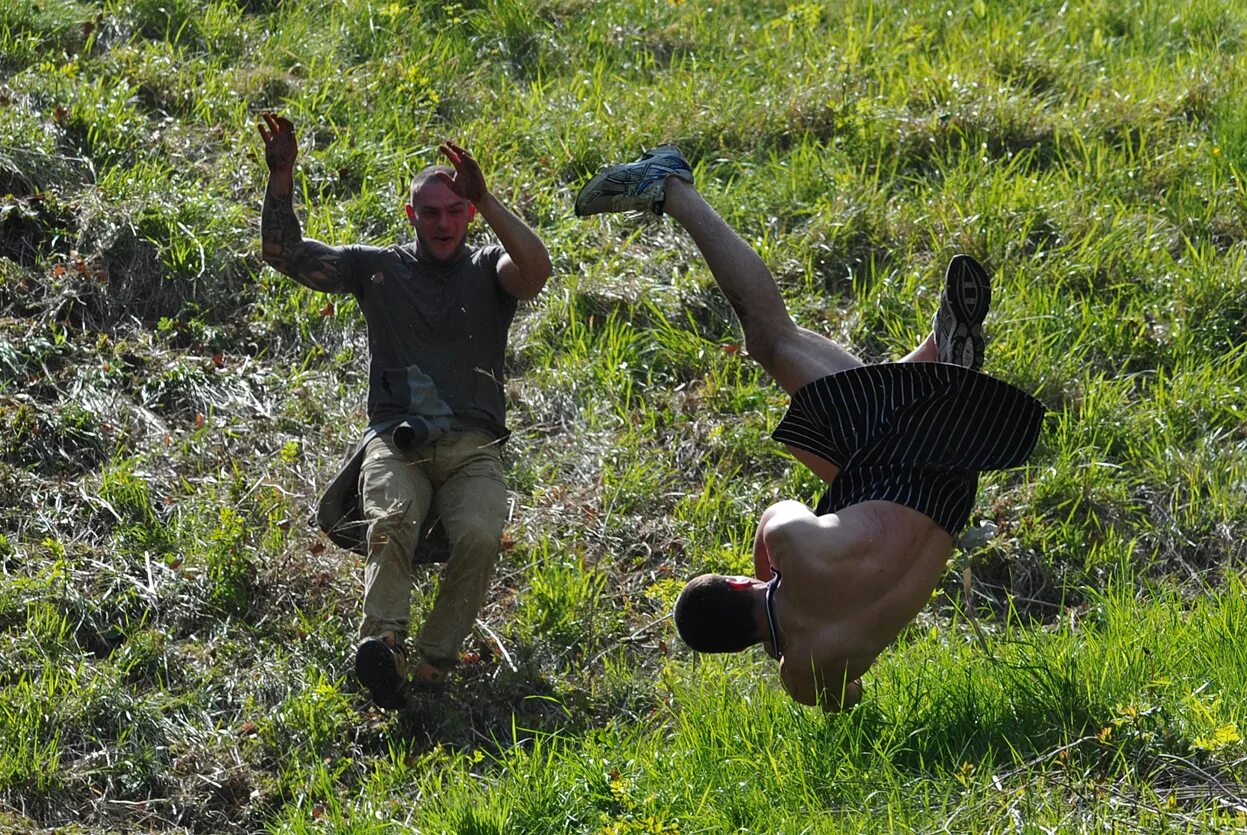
[771,363,1046,535]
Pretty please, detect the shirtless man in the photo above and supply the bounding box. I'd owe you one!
[575,147,1045,711]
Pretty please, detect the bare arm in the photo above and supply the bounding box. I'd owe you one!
[780,655,864,712]
[754,500,818,580]
[436,141,552,300]
[261,186,349,292]
[764,502,871,710]
[257,114,350,293]
[477,193,552,300]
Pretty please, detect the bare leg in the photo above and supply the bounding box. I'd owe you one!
[662,179,863,394]
[900,333,938,363]
[662,179,946,486]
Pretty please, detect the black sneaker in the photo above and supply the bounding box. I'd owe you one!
[355,635,409,709]
[933,254,991,371]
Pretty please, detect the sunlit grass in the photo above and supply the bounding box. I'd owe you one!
[2,0,1246,830]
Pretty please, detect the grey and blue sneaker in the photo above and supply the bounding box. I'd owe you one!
[933,254,991,371]
[574,145,694,217]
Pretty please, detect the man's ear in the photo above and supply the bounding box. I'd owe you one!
[467,204,477,222]
[404,204,416,225]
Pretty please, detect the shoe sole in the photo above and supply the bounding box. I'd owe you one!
[936,255,992,370]
[945,254,991,326]
[355,640,407,709]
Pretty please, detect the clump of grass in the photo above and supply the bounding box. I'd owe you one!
[3,0,1247,830]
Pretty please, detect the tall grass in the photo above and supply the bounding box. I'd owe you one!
[1,0,1246,830]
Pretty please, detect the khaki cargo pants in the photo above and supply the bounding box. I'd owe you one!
[357,428,507,667]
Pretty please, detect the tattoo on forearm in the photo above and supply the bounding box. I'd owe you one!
[261,187,302,275]
[260,185,341,288]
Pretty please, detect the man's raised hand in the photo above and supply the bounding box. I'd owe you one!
[258,113,297,175]
[436,141,488,204]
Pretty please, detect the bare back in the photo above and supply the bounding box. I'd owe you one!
[760,500,954,709]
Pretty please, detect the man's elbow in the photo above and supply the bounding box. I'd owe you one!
[819,695,850,713]
[527,254,554,290]
[260,244,289,274]
[513,266,552,300]
[821,681,862,713]
[788,689,848,713]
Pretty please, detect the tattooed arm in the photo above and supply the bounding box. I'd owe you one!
[257,114,349,293]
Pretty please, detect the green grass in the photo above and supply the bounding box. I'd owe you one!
[2,0,1247,830]
[251,577,1247,833]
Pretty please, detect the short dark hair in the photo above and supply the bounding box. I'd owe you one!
[673,574,757,653]
[409,165,453,204]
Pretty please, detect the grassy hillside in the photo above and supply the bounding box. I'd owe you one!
[2,0,1246,831]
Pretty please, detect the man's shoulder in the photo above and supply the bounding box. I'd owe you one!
[774,503,917,568]
[834,500,945,543]
[467,242,507,269]
[464,244,516,302]
[389,242,419,262]
[768,506,852,553]
[342,242,409,273]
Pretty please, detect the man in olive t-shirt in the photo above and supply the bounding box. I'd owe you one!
[258,114,552,708]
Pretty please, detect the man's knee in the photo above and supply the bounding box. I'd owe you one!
[438,458,507,554]
[743,331,781,370]
[741,312,802,363]
[366,510,421,554]
[449,518,503,560]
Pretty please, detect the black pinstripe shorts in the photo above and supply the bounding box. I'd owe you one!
[771,363,1046,536]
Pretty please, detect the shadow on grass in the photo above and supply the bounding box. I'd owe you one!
[350,656,617,761]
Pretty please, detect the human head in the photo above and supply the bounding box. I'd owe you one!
[405,165,476,263]
[672,573,761,653]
